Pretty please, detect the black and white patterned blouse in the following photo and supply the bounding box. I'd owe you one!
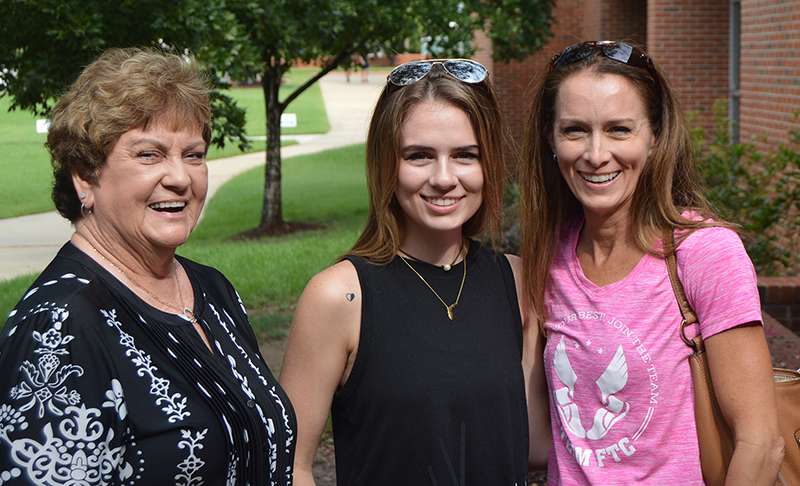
[0,243,295,485]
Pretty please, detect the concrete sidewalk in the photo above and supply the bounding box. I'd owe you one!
[0,71,384,281]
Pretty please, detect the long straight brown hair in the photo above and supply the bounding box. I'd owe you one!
[519,46,733,324]
[343,65,508,264]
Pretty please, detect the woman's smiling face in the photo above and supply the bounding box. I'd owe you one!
[551,71,655,220]
[395,100,484,241]
[77,119,208,256]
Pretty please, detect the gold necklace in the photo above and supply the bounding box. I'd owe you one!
[399,246,466,320]
[74,232,198,324]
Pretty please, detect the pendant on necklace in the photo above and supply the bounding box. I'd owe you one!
[183,308,198,324]
[446,304,455,320]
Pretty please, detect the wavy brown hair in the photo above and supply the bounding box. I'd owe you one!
[47,47,212,222]
[519,43,732,323]
[344,64,508,264]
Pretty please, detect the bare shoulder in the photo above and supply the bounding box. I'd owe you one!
[501,254,526,308]
[298,259,361,309]
[289,259,362,352]
[284,259,362,388]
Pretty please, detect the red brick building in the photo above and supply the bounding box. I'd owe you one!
[474,0,800,318]
[478,0,800,154]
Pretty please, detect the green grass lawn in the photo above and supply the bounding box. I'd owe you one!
[181,143,367,337]
[1,143,368,338]
[0,101,52,217]
[230,68,332,138]
[0,67,329,219]
[1,66,347,336]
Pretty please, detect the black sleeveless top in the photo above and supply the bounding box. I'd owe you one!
[334,239,529,485]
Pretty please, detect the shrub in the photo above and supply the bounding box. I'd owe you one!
[694,100,800,276]
[497,179,521,255]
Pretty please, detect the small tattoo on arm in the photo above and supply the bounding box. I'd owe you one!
[346,293,355,302]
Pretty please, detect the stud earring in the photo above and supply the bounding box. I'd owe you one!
[80,193,86,199]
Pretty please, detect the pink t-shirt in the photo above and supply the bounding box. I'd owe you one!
[543,219,762,485]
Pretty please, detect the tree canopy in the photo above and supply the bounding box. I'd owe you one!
[0,0,254,147]
[1,0,555,232]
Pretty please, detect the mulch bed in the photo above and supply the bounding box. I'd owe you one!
[236,221,324,239]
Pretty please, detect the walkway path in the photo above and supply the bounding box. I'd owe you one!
[0,71,384,281]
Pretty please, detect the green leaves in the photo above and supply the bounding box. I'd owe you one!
[209,89,250,152]
[696,100,800,275]
[0,0,254,142]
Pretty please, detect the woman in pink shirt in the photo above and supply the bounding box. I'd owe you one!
[519,41,783,484]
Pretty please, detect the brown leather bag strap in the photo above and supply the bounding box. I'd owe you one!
[663,230,700,351]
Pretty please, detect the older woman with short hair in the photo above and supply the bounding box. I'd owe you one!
[0,47,295,485]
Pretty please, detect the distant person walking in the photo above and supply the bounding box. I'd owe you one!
[360,52,370,82]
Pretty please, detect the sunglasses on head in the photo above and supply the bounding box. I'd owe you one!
[550,41,655,74]
[388,59,488,86]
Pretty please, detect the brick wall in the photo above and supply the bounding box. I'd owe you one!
[583,0,603,38]
[759,276,800,332]
[478,0,800,159]
[472,27,494,82]
[738,0,800,274]
[583,0,647,45]
[647,0,730,137]
[478,0,798,273]
[739,0,800,148]
[487,0,586,173]
[486,0,648,171]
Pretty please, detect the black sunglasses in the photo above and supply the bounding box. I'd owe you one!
[550,41,655,75]
[388,59,488,86]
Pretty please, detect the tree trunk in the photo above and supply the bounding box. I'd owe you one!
[260,72,284,230]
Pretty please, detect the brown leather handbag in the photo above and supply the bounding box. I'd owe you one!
[665,237,800,486]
